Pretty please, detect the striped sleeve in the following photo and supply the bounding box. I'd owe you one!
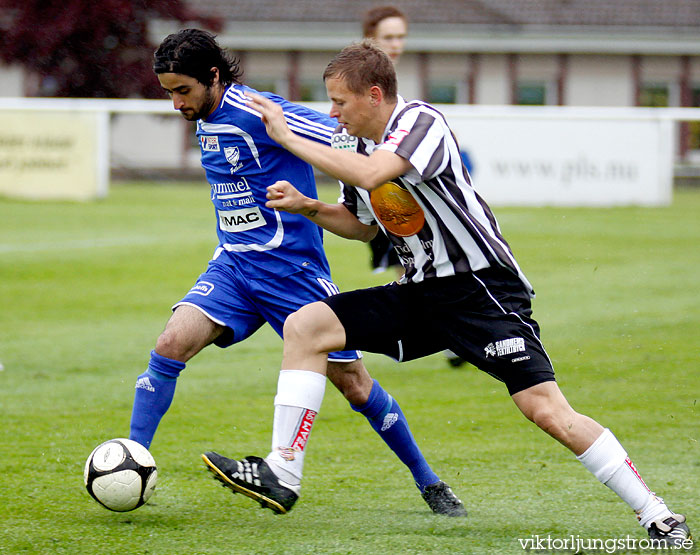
[339,183,376,225]
[378,109,449,180]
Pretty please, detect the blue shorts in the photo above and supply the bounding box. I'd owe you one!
[174,259,361,362]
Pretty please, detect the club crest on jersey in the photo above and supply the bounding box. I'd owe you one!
[201,135,220,152]
[224,146,244,173]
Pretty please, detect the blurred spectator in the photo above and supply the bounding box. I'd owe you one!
[362,5,408,63]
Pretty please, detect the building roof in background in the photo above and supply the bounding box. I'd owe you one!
[154,0,700,54]
[186,0,700,29]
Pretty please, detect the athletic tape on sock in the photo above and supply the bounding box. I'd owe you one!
[273,369,326,413]
[576,428,627,483]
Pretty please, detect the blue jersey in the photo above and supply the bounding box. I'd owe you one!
[196,84,336,277]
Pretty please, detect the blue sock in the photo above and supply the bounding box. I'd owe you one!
[129,350,185,449]
[351,380,440,492]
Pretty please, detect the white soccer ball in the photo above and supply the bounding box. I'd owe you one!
[84,438,157,512]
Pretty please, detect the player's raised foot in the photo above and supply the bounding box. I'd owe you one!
[648,514,691,548]
[202,452,299,514]
[421,481,468,517]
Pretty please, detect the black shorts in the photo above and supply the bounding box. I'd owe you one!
[322,268,555,395]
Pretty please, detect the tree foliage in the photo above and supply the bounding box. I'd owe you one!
[0,0,221,98]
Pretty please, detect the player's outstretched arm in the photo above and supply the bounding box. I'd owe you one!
[266,181,377,242]
[247,94,411,191]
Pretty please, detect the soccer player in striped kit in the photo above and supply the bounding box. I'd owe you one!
[362,5,469,369]
[204,41,691,547]
[129,29,466,517]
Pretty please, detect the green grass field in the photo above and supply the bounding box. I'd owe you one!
[1,182,698,554]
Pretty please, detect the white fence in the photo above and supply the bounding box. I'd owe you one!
[2,97,700,204]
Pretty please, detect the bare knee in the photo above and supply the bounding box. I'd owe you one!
[154,327,189,361]
[283,308,318,346]
[153,306,221,362]
[525,405,571,438]
[513,382,605,454]
[513,383,577,442]
[283,302,346,354]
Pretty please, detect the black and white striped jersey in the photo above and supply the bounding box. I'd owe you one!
[337,97,533,294]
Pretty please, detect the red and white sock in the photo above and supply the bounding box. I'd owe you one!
[576,428,671,528]
[265,370,326,489]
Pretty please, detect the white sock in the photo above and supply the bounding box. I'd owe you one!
[265,370,326,488]
[577,428,670,528]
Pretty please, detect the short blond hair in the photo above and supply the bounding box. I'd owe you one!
[323,41,397,102]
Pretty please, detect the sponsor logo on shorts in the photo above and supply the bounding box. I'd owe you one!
[484,337,526,358]
[290,409,317,452]
[218,207,265,232]
[189,281,215,296]
[201,135,220,151]
[512,355,531,363]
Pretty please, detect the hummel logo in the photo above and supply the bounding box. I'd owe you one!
[135,376,155,392]
[381,412,399,432]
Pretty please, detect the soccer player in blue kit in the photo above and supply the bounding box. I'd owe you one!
[127,28,465,517]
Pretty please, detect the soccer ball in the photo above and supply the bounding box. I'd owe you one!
[84,438,157,512]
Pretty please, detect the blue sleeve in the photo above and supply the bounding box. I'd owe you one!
[262,92,337,146]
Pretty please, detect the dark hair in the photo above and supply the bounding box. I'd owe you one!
[323,41,398,102]
[362,5,408,38]
[153,28,242,87]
